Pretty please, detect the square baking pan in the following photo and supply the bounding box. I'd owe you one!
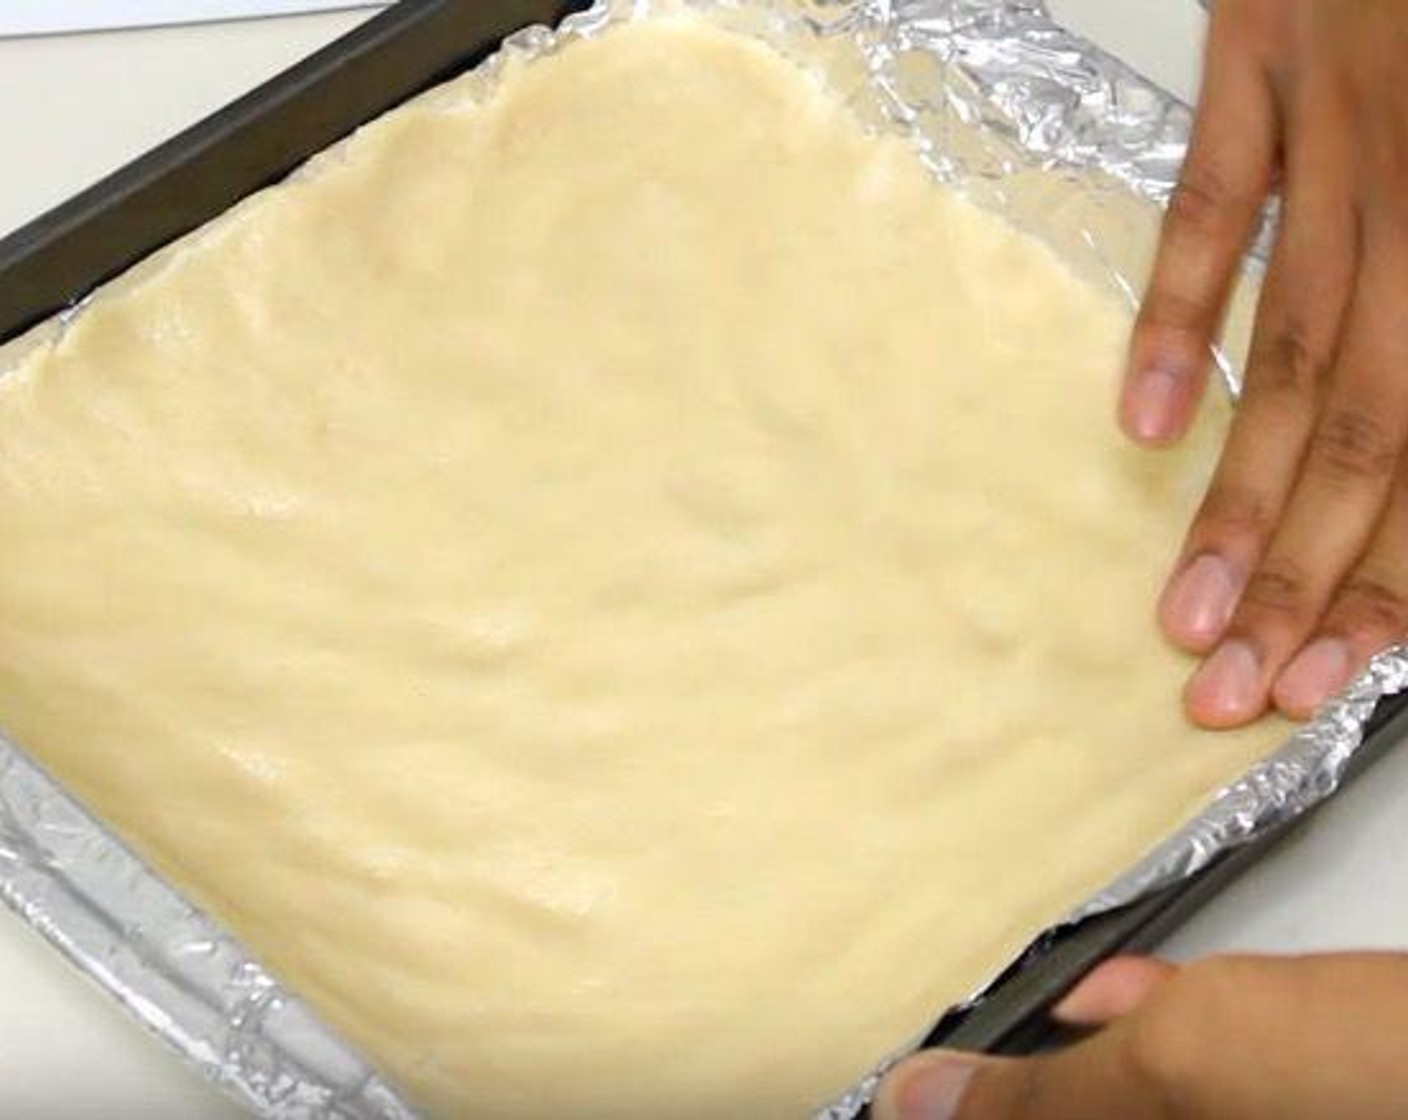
[2,0,1406,1108]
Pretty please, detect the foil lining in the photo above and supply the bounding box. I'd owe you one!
[1070,645,1408,921]
[0,2,1401,1120]
[0,743,417,1120]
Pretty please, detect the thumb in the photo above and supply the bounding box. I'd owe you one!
[872,1032,1175,1120]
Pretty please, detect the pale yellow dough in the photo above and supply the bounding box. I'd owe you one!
[0,17,1280,1120]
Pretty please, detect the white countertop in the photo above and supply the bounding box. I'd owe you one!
[0,3,1403,1117]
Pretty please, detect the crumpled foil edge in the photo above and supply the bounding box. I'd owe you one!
[0,3,1400,1120]
[1070,646,1408,922]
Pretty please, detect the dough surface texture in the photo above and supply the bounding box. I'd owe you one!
[0,18,1280,1120]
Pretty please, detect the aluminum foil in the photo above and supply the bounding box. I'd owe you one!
[0,2,1402,1120]
[1070,645,1408,921]
[0,743,417,1120]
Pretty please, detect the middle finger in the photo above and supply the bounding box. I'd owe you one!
[1159,100,1357,655]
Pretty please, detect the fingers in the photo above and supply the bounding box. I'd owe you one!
[875,953,1408,1120]
[1159,97,1357,657]
[870,958,1180,1120]
[1154,13,1408,725]
[873,957,1180,1120]
[873,1028,1180,1120]
[1266,158,1408,716]
[1050,956,1178,1027]
[1186,214,1408,727]
[1121,13,1278,446]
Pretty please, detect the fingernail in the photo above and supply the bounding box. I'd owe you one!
[1275,637,1351,717]
[1186,639,1263,726]
[891,1055,978,1120]
[1125,367,1183,443]
[1161,554,1239,647]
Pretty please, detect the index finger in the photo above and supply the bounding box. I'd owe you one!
[1121,16,1278,446]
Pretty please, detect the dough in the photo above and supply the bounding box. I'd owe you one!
[0,17,1281,1120]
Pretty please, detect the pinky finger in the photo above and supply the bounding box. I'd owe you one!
[1273,472,1408,718]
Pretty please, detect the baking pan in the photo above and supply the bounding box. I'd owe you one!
[3,0,1406,1107]
[922,687,1408,1062]
[0,0,593,338]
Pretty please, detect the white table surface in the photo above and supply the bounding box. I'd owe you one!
[0,3,1404,1117]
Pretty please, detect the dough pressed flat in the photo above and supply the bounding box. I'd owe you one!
[0,17,1281,1120]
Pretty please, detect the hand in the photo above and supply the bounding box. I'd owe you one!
[1122,0,1408,727]
[872,952,1408,1120]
